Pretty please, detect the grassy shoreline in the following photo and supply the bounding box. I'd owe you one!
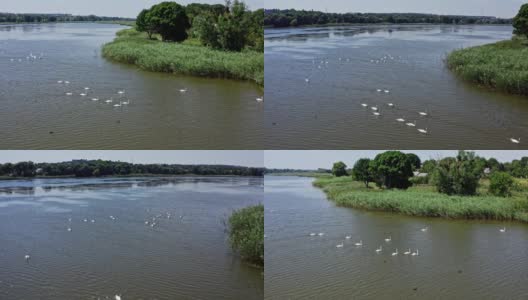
[446,38,528,96]
[102,29,263,86]
[313,176,528,223]
[228,204,264,268]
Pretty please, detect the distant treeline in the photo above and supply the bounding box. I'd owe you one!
[0,13,134,24]
[264,168,331,174]
[0,160,264,178]
[264,9,512,28]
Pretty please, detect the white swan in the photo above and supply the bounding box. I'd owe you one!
[412,249,419,256]
[384,90,390,93]
[179,88,187,93]
[256,97,263,102]
[345,235,351,239]
[387,103,394,107]
[305,78,310,83]
[115,295,122,300]
[355,240,363,246]
[122,99,130,105]
[361,103,368,107]
[67,227,72,232]
[406,121,417,127]
[113,101,122,107]
[421,226,428,232]
[118,90,125,95]
[25,254,30,261]
[385,236,392,242]
[65,92,73,96]
[57,80,63,84]
[371,106,378,111]
[84,87,90,90]
[336,242,344,248]
[375,246,382,253]
[309,233,316,236]
[376,89,382,92]
[318,232,324,236]
[373,110,381,116]
[80,93,87,97]
[500,227,506,233]
[64,81,70,84]
[105,98,113,103]
[418,127,428,134]
[510,138,521,144]
[396,118,405,122]
[392,249,398,256]
[404,248,411,255]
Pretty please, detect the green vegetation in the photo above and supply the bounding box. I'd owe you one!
[0,12,133,24]
[313,176,528,223]
[264,9,511,28]
[446,4,528,96]
[103,1,263,85]
[513,4,528,38]
[102,28,263,85]
[0,160,264,178]
[489,172,515,197]
[332,161,348,177]
[315,150,528,223]
[228,204,264,267]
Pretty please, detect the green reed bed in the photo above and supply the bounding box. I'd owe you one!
[228,204,264,267]
[314,177,528,223]
[102,29,263,85]
[446,38,528,95]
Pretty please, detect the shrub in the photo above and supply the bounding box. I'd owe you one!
[489,172,514,197]
[432,151,481,196]
[228,204,263,267]
[332,161,348,177]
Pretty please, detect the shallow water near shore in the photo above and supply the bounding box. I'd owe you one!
[0,23,263,149]
[0,176,263,299]
[265,176,528,299]
[265,24,528,149]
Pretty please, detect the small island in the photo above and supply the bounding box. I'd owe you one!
[290,150,528,223]
[447,4,528,96]
[102,1,264,86]
[228,204,264,268]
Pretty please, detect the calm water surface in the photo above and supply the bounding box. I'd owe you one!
[265,176,528,299]
[0,23,263,149]
[265,25,528,149]
[0,176,263,299]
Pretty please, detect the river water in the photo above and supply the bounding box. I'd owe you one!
[265,176,528,299]
[0,176,263,299]
[265,25,528,149]
[0,23,263,149]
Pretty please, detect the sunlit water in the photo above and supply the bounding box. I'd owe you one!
[265,176,528,299]
[0,23,263,149]
[265,25,528,149]
[0,176,263,299]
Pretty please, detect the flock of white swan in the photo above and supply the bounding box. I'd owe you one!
[21,211,186,300]
[307,225,508,257]
[303,55,522,144]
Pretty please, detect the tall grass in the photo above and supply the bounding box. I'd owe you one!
[228,204,264,267]
[446,38,528,95]
[314,177,528,223]
[102,29,263,85]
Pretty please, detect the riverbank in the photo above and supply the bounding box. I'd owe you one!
[228,204,264,268]
[0,174,262,181]
[102,29,263,86]
[313,176,528,223]
[446,38,528,96]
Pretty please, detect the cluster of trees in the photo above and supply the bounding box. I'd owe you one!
[336,151,524,197]
[136,1,263,51]
[264,9,512,28]
[0,13,132,24]
[0,160,264,178]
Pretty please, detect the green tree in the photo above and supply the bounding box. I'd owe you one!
[370,151,414,189]
[513,4,528,38]
[148,2,190,42]
[432,152,481,196]
[352,158,372,188]
[421,159,437,174]
[136,9,155,39]
[216,0,249,51]
[406,153,421,171]
[489,172,514,197]
[332,161,348,177]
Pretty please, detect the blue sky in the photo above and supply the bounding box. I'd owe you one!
[265,151,528,169]
[265,0,524,18]
[0,151,263,167]
[1,0,263,18]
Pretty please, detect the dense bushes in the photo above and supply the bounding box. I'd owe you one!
[352,158,372,188]
[432,151,481,196]
[489,172,515,197]
[513,4,528,38]
[370,151,414,189]
[228,204,264,267]
[135,1,263,52]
